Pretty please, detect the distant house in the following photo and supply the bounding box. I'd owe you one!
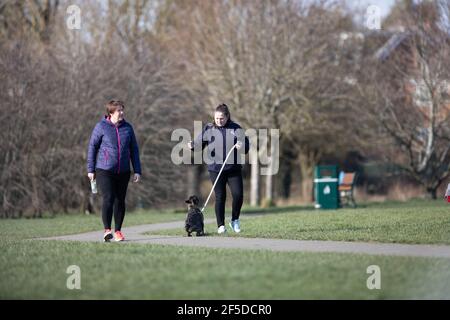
[372,28,450,126]
[336,23,450,153]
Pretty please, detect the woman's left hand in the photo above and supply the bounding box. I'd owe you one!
[133,173,141,183]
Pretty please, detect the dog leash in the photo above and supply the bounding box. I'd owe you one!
[201,144,238,213]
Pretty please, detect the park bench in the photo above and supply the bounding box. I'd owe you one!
[338,171,357,208]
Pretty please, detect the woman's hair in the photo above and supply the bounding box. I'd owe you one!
[106,100,125,116]
[215,103,230,119]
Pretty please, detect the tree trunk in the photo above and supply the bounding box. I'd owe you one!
[299,153,315,203]
[31,161,42,218]
[263,135,279,207]
[249,132,260,206]
[281,163,292,199]
[250,160,260,206]
[426,187,437,200]
[264,162,273,207]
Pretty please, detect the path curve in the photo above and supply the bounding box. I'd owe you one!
[37,219,450,259]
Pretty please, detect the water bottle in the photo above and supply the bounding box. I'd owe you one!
[90,179,98,194]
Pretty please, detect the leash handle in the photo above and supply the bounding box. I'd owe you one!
[201,144,238,212]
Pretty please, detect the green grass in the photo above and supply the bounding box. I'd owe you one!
[0,209,186,241]
[1,200,450,299]
[151,199,450,245]
[1,239,450,299]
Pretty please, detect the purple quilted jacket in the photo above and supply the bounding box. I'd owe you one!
[87,117,141,174]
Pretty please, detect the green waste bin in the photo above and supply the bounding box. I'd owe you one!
[314,165,339,209]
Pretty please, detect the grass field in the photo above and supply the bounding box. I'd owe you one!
[0,208,187,241]
[1,200,450,299]
[150,199,450,245]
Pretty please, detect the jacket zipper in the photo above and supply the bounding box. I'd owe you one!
[115,127,121,173]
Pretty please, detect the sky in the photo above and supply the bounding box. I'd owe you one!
[345,0,397,18]
[342,0,397,28]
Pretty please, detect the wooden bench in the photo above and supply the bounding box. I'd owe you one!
[338,172,357,208]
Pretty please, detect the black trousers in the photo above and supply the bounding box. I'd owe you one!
[96,169,130,231]
[209,169,243,227]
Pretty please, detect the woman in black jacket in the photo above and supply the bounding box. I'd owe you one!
[189,104,249,234]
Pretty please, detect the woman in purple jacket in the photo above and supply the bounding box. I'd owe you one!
[87,100,141,242]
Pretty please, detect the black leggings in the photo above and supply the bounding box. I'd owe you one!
[96,169,130,231]
[209,169,243,227]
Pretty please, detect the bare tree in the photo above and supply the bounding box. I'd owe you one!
[0,0,195,217]
[359,1,450,199]
[158,0,357,206]
[0,0,60,42]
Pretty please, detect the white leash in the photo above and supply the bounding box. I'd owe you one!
[201,144,237,213]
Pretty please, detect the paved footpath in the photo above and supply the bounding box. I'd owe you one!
[38,218,450,259]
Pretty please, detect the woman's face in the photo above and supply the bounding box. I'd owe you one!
[110,107,124,122]
[214,111,228,127]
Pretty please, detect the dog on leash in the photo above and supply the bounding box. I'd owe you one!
[185,195,205,237]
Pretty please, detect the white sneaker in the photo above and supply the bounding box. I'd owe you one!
[229,219,241,233]
[217,225,226,234]
[103,229,113,242]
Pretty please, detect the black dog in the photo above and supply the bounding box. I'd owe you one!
[185,195,205,237]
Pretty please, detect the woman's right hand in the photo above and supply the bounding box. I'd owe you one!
[88,173,95,181]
